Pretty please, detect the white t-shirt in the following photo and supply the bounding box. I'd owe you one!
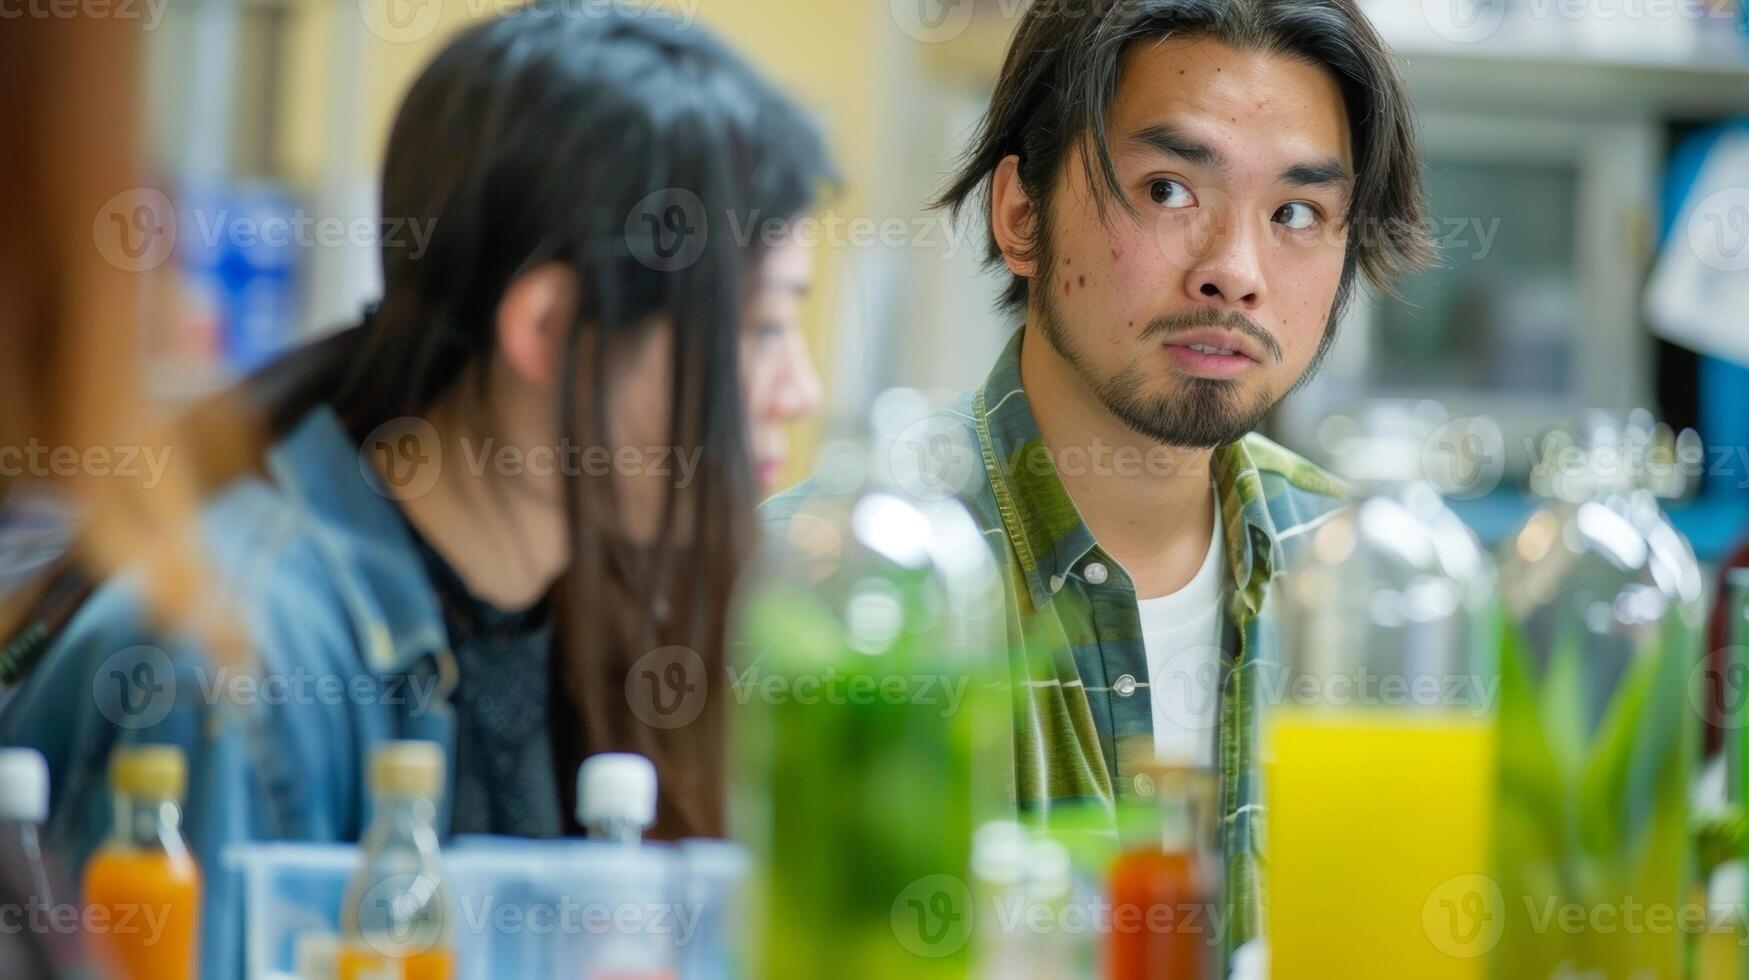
[1136,492,1227,767]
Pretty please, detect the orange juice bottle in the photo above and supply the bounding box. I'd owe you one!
[82,744,201,980]
[1106,768,1219,980]
[338,741,454,980]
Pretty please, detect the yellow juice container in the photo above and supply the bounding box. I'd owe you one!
[1265,407,1501,980]
[1266,709,1497,980]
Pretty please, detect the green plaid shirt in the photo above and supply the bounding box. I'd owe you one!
[760,329,1346,950]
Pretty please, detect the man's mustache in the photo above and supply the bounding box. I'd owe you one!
[1141,310,1284,364]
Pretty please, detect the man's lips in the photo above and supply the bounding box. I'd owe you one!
[1161,328,1265,363]
[1162,328,1264,380]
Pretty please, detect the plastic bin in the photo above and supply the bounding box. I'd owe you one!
[226,836,748,979]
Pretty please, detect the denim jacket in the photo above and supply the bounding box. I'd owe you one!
[0,407,459,979]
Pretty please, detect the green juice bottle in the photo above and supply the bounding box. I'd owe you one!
[731,390,1010,980]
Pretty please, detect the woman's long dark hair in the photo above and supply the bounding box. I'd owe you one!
[247,2,832,837]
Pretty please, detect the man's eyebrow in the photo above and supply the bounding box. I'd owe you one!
[1280,158,1353,188]
[1127,125,1352,190]
[1126,124,1227,172]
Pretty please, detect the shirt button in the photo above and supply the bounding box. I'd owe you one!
[1084,562,1109,585]
[1113,673,1137,697]
[1134,773,1156,797]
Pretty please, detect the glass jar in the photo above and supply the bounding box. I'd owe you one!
[731,390,1010,979]
[1266,404,1501,980]
[1493,414,1706,978]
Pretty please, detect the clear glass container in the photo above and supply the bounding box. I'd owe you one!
[730,389,1009,979]
[1266,404,1500,980]
[1493,413,1706,978]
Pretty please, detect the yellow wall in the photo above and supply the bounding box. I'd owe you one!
[280,0,882,486]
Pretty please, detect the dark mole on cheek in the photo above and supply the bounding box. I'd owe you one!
[1063,279,1072,296]
[1078,275,1086,288]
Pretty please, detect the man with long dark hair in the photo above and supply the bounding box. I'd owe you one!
[768,0,1436,957]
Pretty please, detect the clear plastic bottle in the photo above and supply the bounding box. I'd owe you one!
[577,752,657,844]
[1495,413,1706,978]
[0,748,81,974]
[82,744,202,980]
[0,749,58,919]
[574,752,670,979]
[1266,405,1500,980]
[338,741,453,980]
[972,822,1077,980]
[1021,837,1074,980]
[730,389,1009,979]
[972,821,1032,980]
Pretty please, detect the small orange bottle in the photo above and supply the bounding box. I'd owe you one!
[337,741,454,980]
[1105,767,1219,980]
[82,744,202,980]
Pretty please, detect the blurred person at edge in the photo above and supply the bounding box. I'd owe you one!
[0,3,832,976]
[763,0,1436,959]
[1,11,222,980]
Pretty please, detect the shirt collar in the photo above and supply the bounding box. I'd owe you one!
[266,407,450,674]
[973,329,1281,613]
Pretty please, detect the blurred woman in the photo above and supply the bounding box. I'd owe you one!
[0,3,832,975]
[1,10,220,980]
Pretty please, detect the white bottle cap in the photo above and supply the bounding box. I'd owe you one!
[576,753,657,831]
[0,748,49,822]
[971,820,1029,888]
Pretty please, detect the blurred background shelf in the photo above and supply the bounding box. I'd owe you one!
[1396,42,1749,117]
[130,0,1749,572]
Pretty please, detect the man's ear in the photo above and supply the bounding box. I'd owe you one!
[991,154,1041,279]
[495,263,578,393]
